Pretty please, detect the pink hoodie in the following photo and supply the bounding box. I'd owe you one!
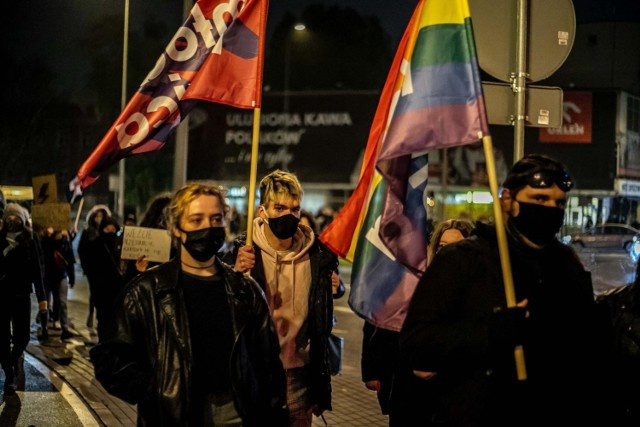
[252,217,315,369]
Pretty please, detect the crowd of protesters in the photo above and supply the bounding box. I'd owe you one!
[1,155,639,425]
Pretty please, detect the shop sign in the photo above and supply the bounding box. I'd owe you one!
[539,91,592,143]
[615,178,640,197]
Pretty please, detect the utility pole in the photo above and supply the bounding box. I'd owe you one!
[470,0,575,162]
[117,0,130,219]
[173,0,193,190]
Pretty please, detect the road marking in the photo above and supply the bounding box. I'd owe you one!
[25,353,100,426]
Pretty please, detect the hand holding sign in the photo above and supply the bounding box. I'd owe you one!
[121,226,172,264]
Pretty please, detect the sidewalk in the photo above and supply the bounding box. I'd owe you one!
[27,272,136,426]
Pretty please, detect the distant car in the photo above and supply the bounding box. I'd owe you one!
[567,223,640,251]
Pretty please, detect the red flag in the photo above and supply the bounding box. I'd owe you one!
[73,0,268,191]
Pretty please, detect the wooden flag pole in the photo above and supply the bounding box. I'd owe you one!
[245,107,261,247]
[482,135,527,381]
[73,197,85,234]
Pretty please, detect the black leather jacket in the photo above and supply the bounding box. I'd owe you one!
[90,257,288,426]
[224,232,338,413]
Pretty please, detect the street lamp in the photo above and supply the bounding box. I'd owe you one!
[283,23,307,116]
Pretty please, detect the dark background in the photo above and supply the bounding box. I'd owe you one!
[2,0,639,210]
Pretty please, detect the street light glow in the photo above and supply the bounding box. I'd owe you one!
[294,23,306,31]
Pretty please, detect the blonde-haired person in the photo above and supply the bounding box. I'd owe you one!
[225,170,338,425]
[91,182,288,426]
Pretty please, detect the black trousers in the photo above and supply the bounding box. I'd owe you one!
[0,293,31,370]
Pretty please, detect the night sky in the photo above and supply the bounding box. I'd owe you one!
[7,0,415,108]
[4,0,639,191]
[8,0,639,109]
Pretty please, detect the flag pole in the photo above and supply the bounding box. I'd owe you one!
[245,108,261,247]
[73,197,85,234]
[482,135,527,380]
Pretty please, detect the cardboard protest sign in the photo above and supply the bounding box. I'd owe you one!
[32,174,58,204]
[31,203,71,231]
[121,226,172,263]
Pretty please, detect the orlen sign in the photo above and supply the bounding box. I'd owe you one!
[539,91,592,143]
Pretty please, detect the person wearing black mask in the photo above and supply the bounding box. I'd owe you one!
[90,182,288,426]
[395,154,612,426]
[225,170,338,426]
[86,216,125,339]
[1,203,48,394]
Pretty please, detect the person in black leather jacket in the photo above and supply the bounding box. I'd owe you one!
[224,170,337,425]
[90,182,288,426]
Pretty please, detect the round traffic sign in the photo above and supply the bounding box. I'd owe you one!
[469,0,576,83]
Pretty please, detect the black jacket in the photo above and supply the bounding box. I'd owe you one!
[90,257,288,426]
[395,221,609,426]
[0,231,46,301]
[361,320,399,415]
[224,232,338,413]
[41,234,76,286]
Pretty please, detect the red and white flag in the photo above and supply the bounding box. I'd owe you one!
[72,0,268,193]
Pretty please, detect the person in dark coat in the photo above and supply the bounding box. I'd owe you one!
[86,216,125,339]
[394,154,611,426]
[368,218,473,416]
[0,203,48,394]
[77,204,111,330]
[90,182,288,426]
[41,227,76,340]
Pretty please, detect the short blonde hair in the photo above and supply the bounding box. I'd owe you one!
[259,170,303,206]
[169,182,229,232]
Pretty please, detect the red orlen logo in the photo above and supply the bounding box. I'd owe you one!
[539,91,592,143]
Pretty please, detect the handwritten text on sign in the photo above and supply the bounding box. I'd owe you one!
[121,226,172,263]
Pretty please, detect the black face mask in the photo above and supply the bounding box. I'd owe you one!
[509,201,565,246]
[180,226,226,262]
[102,232,119,252]
[4,219,23,233]
[267,214,300,240]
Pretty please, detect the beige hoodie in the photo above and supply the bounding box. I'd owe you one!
[252,217,314,369]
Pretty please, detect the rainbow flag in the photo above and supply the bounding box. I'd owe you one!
[320,0,489,331]
[72,0,268,191]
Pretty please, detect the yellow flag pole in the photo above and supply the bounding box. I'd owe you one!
[245,107,261,247]
[482,135,527,381]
